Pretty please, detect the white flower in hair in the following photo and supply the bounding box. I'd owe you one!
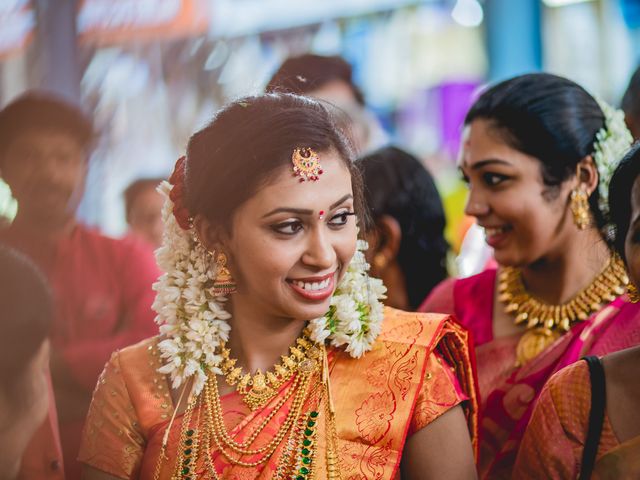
[152,180,387,395]
[593,99,633,219]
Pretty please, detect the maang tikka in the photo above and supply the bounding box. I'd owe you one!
[291,147,323,182]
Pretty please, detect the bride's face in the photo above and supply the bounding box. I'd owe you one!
[223,150,357,322]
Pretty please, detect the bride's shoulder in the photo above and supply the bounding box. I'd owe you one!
[377,306,453,346]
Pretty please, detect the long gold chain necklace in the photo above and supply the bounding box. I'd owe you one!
[154,337,343,480]
[498,256,628,366]
[219,328,317,411]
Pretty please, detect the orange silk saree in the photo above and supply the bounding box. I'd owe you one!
[79,307,478,479]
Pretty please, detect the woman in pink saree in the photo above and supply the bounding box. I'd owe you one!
[421,73,640,478]
[514,140,640,479]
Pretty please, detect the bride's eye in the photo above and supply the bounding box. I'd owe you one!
[271,220,304,235]
[328,211,356,228]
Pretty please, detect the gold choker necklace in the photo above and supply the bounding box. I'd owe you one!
[498,256,628,366]
[219,328,320,411]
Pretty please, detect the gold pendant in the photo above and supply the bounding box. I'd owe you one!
[515,328,562,366]
[240,370,277,411]
[219,328,322,411]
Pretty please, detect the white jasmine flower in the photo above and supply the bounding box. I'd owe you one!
[593,99,633,219]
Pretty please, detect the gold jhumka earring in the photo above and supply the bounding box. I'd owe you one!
[211,252,236,295]
[570,187,590,230]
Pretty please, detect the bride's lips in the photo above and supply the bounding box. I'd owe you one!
[287,271,336,301]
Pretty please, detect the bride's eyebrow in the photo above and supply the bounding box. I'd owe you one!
[262,207,313,218]
[261,193,353,219]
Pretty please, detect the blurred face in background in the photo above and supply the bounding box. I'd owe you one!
[128,186,165,248]
[308,80,368,154]
[460,119,577,268]
[1,129,87,229]
[625,176,640,288]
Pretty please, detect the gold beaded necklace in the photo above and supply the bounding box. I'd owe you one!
[218,328,318,411]
[498,256,628,366]
[154,339,343,480]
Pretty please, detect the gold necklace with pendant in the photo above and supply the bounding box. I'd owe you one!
[498,256,628,366]
[218,328,319,410]
[156,342,343,480]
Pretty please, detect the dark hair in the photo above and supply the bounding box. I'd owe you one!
[184,93,362,231]
[609,142,640,261]
[360,146,448,309]
[465,73,608,231]
[621,65,640,121]
[124,177,165,220]
[0,246,52,392]
[266,54,365,107]
[0,91,94,165]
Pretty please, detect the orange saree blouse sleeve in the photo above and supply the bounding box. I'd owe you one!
[409,351,468,435]
[514,360,618,478]
[78,351,145,479]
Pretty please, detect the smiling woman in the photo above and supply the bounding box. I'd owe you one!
[420,73,640,478]
[515,142,640,480]
[78,93,478,480]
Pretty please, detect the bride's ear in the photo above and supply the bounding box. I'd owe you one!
[192,214,222,252]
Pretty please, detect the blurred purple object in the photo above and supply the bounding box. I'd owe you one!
[438,81,479,159]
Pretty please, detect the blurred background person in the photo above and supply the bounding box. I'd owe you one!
[421,73,639,478]
[0,92,159,479]
[123,177,165,248]
[360,145,448,310]
[622,64,640,140]
[0,246,58,479]
[515,141,640,479]
[266,53,388,154]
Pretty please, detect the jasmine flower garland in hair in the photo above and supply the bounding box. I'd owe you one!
[152,179,387,395]
[593,99,633,219]
[152,181,231,394]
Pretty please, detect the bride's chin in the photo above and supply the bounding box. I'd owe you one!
[292,304,331,322]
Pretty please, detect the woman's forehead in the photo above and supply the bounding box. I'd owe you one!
[241,152,353,214]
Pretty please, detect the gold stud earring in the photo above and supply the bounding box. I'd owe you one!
[373,253,388,271]
[627,283,640,303]
[570,188,590,230]
[211,252,236,295]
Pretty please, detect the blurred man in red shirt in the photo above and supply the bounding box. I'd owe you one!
[0,92,159,479]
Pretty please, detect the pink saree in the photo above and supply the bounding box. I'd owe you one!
[420,268,640,478]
